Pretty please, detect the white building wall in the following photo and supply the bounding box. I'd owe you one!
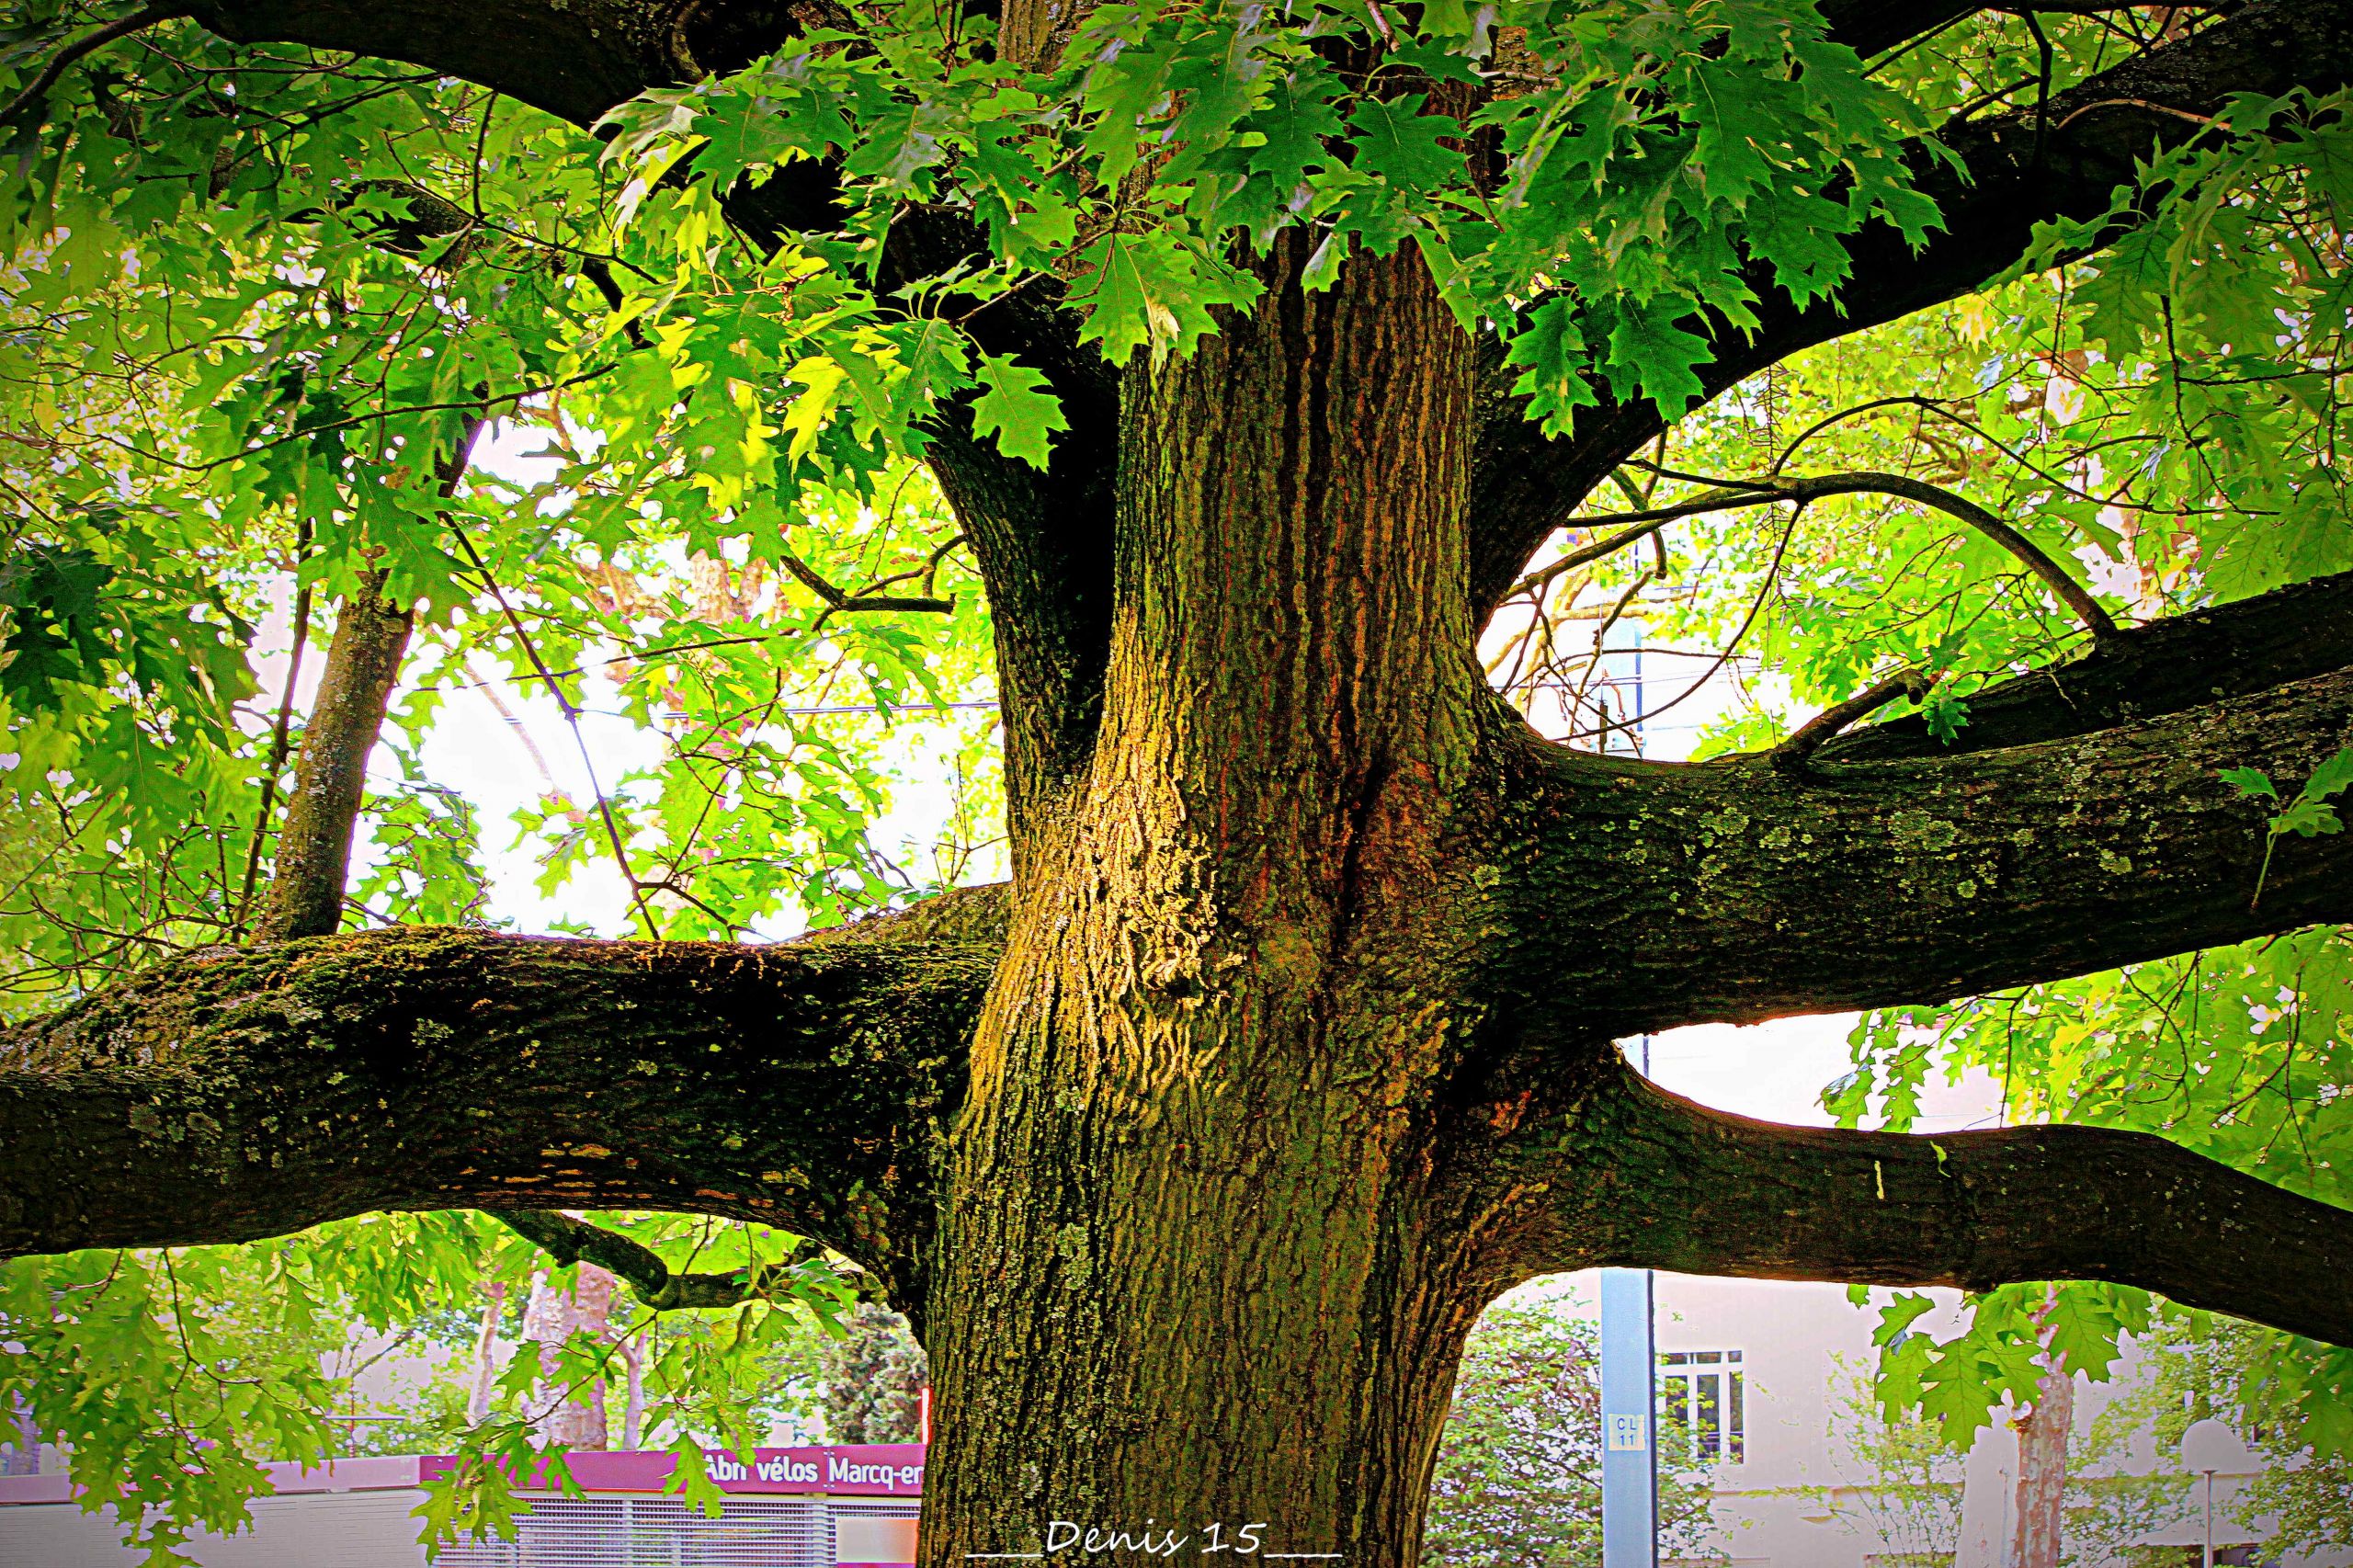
[1613,1270,2353,1568]
[0,1489,429,1568]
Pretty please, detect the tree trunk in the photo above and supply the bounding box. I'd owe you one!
[922,233,1494,1566]
[2008,1349,2074,1568]
[619,1329,646,1450]
[254,572,414,941]
[521,1261,618,1450]
[468,1278,508,1426]
[2,1393,37,1476]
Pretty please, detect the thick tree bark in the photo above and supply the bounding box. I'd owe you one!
[923,233,1495,1565]
[1819,567,2353,763]
[2009,1328,2073,1568]
[1483,658,2353,1037]
[0,930,987,1318]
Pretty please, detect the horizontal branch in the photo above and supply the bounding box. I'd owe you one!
[779,551,953,617]
[1491,1068,2353,1347]
[0,928,992,1323]
[1478,626,2353,1038]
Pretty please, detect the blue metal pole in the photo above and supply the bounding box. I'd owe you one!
[1601,1030,1656,1568]
[1599,1267,1657,1568]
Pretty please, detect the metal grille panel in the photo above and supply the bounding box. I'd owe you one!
[439,1495,833,1567]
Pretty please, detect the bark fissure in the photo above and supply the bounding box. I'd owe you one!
[924,234,1492,1562]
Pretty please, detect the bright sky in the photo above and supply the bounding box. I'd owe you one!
[276,422,2002,1136]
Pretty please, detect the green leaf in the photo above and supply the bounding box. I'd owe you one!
[970,354,1069,470]
[1505,299,1598,437]
[1602,305,1711,419]
[2221,765,2279,801]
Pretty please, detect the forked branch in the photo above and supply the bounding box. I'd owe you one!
[1481,625,2353,1038]
[495,1210,801,1312]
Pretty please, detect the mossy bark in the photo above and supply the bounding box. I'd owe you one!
[13,7,2353,1564]
[921,237,1497,1566]
[0,930,989,1315]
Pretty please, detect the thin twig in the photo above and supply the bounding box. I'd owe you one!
[0,4,189,127]
[1532,470,2119,638]
[84,368,612,474]
[445,521,662,940]
[235,527,313,927]
[1568,509,1803,747]
[1771,667,1941,774]
[778,550,955,619]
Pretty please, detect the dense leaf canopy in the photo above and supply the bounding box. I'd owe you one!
[3,0,2353,1559]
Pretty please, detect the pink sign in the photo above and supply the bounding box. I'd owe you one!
[419,1444,926,1497]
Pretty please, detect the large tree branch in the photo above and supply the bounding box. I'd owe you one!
[1820,567,2353,762]
[1482,1067,2353,1346]
[1466,0,2353,617]
[1476,641,2353,1040]
[0,928,989,1327]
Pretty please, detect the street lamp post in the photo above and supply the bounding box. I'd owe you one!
[2180,1418,2252,1568]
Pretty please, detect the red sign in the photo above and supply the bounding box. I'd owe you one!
[419,1444,926,1497]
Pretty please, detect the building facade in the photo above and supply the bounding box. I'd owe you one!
[0,1446,923,1568]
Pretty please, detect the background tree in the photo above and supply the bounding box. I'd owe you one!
[1420,1299,1717,1568]
[820,1303,930,1445]
[6,1,2353,1565]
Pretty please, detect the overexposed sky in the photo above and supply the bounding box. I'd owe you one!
[245,430,1996,1135]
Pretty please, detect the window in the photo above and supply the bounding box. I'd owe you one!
[1660,1349,1745,1464]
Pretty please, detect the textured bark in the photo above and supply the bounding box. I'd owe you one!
[923,234,1494,1566]
[1821,567,2353,763]
[2009,1333,2073,1568]
[0,930,987,1318]
[254,574,413,941]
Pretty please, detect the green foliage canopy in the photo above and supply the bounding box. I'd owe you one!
[2,0,2352,1562]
